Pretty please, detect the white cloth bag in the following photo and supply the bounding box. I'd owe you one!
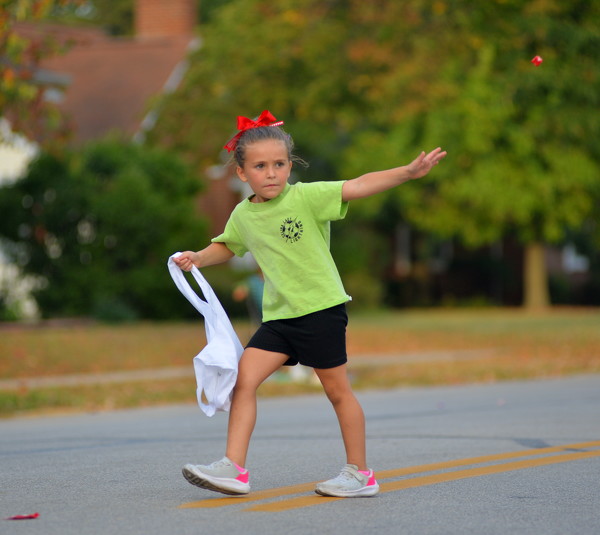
[168,253,243,416]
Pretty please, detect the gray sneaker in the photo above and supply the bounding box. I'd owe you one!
[315,464,379,497]
[182,457,250,495]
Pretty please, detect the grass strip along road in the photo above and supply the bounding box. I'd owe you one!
[2,309,600,417]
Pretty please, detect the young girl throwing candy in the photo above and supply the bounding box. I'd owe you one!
[175,110,446,498]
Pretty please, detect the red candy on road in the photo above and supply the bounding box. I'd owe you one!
[5,513,40,520]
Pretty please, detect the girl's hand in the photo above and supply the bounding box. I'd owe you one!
[173,251,199,272]
[406,148,447,180]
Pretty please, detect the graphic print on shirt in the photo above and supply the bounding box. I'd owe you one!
[280,216,304,243]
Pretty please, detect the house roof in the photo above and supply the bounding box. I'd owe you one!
[14,22,196,144]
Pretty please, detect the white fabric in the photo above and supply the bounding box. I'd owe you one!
[168,253,243,416]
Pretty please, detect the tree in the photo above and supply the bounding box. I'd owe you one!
[0,0,86,143]
[151,0,398,169]
[385,1,600,308]
[152,0,600,308]
[0,138,208,319]
[332,1,600,308]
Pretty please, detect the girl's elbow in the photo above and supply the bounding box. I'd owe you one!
[342,181,362,202]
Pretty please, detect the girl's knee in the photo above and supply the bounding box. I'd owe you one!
[233,374,260,395]
[316,366,353,403]
[323,383,356,406]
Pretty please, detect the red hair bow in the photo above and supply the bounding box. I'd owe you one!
[223,110,284,152]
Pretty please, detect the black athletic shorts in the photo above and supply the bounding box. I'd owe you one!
[246,304,348,369]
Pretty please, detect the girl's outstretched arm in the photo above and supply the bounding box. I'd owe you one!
[174,242,235,271]
[342,148,447,202]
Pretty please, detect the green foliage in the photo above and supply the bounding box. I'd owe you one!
[150,0,600,306]
[405,3,599,247]
[154,0,599,226]
[46,0,237,35]
[0,0,84,142]
[0,138,208,319]
[46,0,134,35]
[150,0,398,171]
[80,0,132,35]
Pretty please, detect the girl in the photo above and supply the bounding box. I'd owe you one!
[175,110,446,498]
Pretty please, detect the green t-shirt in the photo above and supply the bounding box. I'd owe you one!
[212,181,351,321]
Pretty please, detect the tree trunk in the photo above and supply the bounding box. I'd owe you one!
[523,242,550,309]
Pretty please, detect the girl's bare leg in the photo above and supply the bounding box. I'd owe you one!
[225,348,288,467]
[314,364,367,471]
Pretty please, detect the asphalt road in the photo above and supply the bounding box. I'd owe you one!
[2,375,599,535]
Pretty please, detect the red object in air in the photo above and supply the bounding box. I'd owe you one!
[531,55,543,66]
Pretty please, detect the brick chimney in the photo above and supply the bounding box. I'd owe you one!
[135,0,196,39]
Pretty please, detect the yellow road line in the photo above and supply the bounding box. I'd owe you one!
[246,449,600,512]
[179,482,316,509]
[375,440,600,480]
[179,440,600,511]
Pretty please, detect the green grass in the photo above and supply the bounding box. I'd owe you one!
[1,307,599,417]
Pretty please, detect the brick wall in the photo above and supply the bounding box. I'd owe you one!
[135,0,196,38]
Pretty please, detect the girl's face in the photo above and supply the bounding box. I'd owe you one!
[236,139,292,203]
